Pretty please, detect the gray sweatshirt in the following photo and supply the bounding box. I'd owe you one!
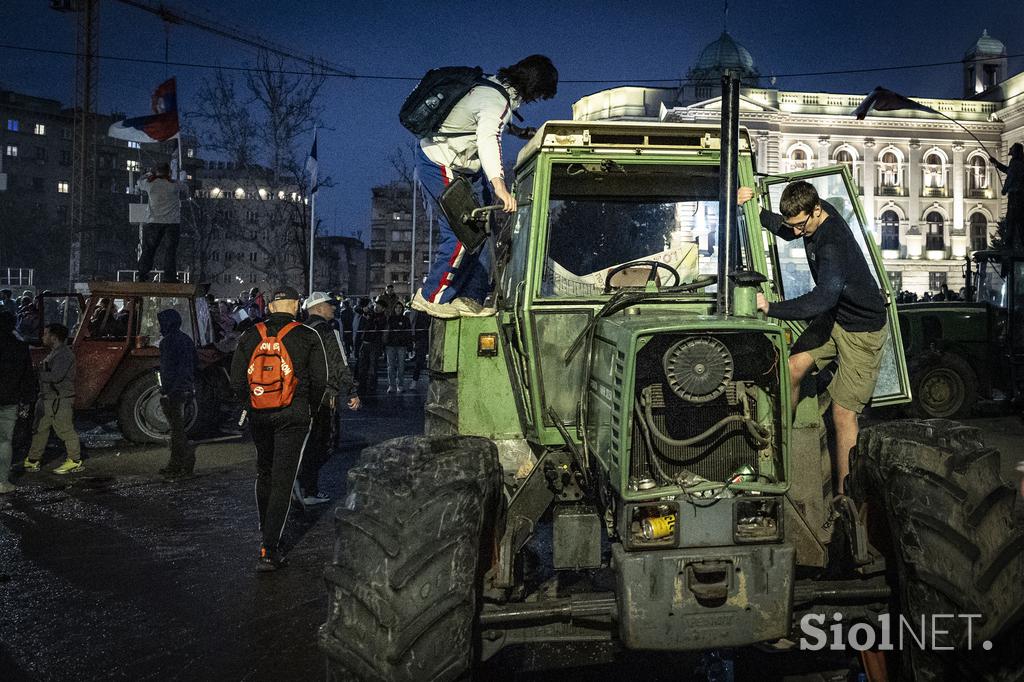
[38,343,76,399]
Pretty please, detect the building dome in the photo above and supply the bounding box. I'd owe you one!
[687,32,760,85]
[965,29,1006,58]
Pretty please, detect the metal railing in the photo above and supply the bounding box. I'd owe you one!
[0,267,33,286]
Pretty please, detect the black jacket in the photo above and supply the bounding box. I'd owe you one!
[306,314,356,399]
[760,200,886,332]
[0,326,35,405]
[157,309,198,398]
[384,312,412,348]
[230,312,329,418]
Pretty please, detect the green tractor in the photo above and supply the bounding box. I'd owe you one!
[320,80,1024,681]
[899,249,1024,418]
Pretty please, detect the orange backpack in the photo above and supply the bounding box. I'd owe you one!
[246,321,301,409]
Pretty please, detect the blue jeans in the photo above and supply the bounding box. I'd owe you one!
[0,405,17,484]
[417,147,493,304]
[385,346,406,388]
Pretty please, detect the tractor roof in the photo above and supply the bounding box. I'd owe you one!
[87,281,209,298]
[515,120,753,170]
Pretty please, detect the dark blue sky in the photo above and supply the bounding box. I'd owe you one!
[1,0,1022,240]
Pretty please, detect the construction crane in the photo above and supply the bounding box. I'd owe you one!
[51,0,352,287]
[50,0,99,288]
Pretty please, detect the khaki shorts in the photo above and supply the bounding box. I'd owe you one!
[805,322,889,414]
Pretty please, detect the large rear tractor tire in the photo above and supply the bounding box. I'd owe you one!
[117,372,197,444]
[320,435,502,681]
[907,354,978,419]
[850,419,1024,681]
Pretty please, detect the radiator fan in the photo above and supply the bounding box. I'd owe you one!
[662,337,733,403]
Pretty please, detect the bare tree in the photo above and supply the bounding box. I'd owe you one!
[185,51,331,290]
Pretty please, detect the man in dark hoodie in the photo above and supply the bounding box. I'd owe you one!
[230,286,329,571]
[0,311,35,493]
[157,308,198,478]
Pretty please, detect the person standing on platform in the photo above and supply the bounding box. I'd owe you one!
[136,162,186,282]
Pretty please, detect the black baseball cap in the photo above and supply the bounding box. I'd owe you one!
[271,285,301,301]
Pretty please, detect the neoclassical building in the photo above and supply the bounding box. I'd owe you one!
[572,31,1024,294]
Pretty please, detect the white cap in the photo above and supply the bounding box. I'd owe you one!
[302,291,334,310]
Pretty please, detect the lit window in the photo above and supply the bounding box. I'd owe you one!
[923,152,944,188]
[210,187,222,199]
[126,159,140,172]
[969,214,988,252]
[7,119,19,132]
[127,141,141,149]
[880,151,900,187]
[4,145,16,157]
[258,188,268,200]
[187,148,195,158]
[33,123,45,135]
[925,211,945,251]
[788,147,809,171]
[277,190,285,200]
[57,181,69,193]
[969,156,988,191]
[234,188,246,199]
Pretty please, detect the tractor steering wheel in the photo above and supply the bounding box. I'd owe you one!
[603,260,681,294]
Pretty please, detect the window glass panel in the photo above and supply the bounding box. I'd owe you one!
[541,162,719,298]
[138,296,193,347]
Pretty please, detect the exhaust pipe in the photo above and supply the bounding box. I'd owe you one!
[717,71,741,316]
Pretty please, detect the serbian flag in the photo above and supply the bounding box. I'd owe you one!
[853,86,939,120]
[108,77,180,143]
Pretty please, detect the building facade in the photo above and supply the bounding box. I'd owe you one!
[571,31,1024,295]
[369,182,438,298]
[0,87,143,288]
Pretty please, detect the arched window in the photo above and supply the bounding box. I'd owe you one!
[970,213,988,252]
[881,210,900,250]
[923,152,944,188]
[835,149,854,167]
[969,156,988,192]
[789,148,809,171]
[880,151,900,187]
[926,211,945,251]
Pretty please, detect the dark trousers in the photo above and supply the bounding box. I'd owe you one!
[252,412,312,549]
[161,395,193,472]
[297,403,334,496]
[137,222,180,282]
[356,343,381,394]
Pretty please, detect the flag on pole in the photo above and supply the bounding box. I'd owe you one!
[108,78,180,143]
[306,129,319,193]
[852,86,938,120]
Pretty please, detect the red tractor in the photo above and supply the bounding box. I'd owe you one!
[26,281,231,443]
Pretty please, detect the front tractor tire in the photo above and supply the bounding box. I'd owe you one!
[320,435,502,682]
[117,372,198,444]
[850,419,1024,681]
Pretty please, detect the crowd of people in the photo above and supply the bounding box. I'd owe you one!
[894,284,968,304]
[201,283,430,396]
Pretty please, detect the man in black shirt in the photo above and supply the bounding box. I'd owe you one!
[739,181,888,494]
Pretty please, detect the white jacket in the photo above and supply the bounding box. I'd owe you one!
[137,176,185,224]
[420,76,521,183]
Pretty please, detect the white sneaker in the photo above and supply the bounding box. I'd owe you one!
[395,386,403,394]
[411,289,460,320]
[302,493,331,506]
[386,386,395,394]
[452,297,496,317]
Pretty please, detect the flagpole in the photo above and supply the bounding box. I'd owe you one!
[410,169,418,299]
[308,127,318,296]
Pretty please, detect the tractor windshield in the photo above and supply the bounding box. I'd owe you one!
[541,162,722,298]
[977,259,1007,308]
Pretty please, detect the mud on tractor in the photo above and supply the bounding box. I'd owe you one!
[321,78,1024,681]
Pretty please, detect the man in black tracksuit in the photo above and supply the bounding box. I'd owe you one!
[297,292,360,504]
[230,285,329,571]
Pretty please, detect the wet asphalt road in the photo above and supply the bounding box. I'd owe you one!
[2,384,1022,681]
